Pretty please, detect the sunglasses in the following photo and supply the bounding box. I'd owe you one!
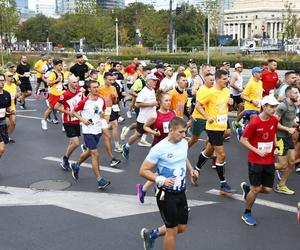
[7,75,13,77]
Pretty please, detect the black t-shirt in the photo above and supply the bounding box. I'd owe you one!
[16,63,31,85]
[0,90,11,124]
[70,63,89,81]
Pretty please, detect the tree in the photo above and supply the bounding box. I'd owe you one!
[284,1,299,39]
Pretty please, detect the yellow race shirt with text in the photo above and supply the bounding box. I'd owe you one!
[243,77,263,111]
[4,83,17,111]
[48,71,64,96]
[199,87,230,131]
[34,60,45,78]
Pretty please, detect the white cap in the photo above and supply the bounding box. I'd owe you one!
[145,74,159,81]
[140,61,147,67]
[235,63,243,68]
[261,95,280,106]
[164,66,173,73]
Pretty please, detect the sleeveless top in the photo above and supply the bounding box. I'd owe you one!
[152,110,176,146]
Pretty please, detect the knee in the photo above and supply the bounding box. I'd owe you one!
[251,186,262,194]
[90,150,99,158]
[177,224,187,234]
[263,187,272,193]
[217,152,226,162]
[72,139,80,147]
[0,144,5,157]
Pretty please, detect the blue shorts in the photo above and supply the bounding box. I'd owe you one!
[83,134,101,150]
[244,110,259,121]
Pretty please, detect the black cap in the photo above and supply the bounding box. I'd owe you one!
[76,54,83,59]
[156,63,164,69]
[187,59,195,64]
[53,59,63,65]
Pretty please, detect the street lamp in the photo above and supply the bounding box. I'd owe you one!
[115,18,119,56]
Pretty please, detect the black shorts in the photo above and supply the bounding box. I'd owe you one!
[277,136,294,156]
[63,123,81,138]
[20,83,32,92]
[206,130,224,146]
[231,95,243,105]
[37,77,47,88]
[0,124,9,144]
[109,110,119,122]
[136,121,145,134]
[248,162,275,188]
[156,189,188,228]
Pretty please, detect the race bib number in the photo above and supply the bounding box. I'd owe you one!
[0,108,6,118]
[79,81,85,87]
[217,115,228,125]
[24,72,30,77]
[258,142,273,153]
[92,117,102,126]
[172,168,185,191]
[105,107,112,116]
[56,83,63,91]
[112,104,120,112]
[163,121,169,133]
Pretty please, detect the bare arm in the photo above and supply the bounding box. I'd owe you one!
[143,114,160,136]
[240,136,266,158]
[135,101,158,108]
[54,102,71,116]
[195,101,213,123]
[229,73,240,91]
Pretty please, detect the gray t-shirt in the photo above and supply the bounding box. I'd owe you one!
[275,100,297,138]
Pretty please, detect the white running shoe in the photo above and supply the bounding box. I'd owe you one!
[120,126,129,141]
[127,110,132,119]
[138,140,151,147]
[41,119,48,131]
[118,116,125,123]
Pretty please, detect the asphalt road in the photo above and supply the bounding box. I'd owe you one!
[0,92,299,250]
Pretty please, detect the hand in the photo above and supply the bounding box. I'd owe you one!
[256,149,267,158]
[163,178,175,186]
[274,148,279,156]
[287,127,296,135]
[57,76,62,82]
[190,169,199,186]
[151,101,158,107]
[153,129,161,137]
[253,101,260,107]
[207,117,214,124]
[82,118,92,126]
[228,98,234,106]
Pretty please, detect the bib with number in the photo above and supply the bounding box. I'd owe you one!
[105,107,112,116]
[112,104,120,112]
[163,121,169,133]
[0,108,5,118]
[258,142,273,153]
[217,114,228,125]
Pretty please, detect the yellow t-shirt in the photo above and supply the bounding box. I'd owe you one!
[62,70,70,80]
[98,85,118,119]
[184,68,191,78]
[105,63,111,73]
[34,60,46,78]
[192,85,210,120]
[199,87,230,131]
[4,83,17,111]
[170,88,188,118]
[97,73,104,86]
[242,77,263,111]
[48,71,64,96]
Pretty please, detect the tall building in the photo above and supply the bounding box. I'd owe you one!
[56,0,76,15]
[36,0,58,17]
[16,0,28,9]
[222,0,300,42]
[96,0,125,9]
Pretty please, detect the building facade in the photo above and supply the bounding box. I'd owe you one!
[222,0,300,42]
[96,0,125,9]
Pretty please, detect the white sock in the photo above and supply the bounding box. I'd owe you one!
[141,134,147,141]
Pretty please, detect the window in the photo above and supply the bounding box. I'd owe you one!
[256,15,258,19]
[255,26,257,30]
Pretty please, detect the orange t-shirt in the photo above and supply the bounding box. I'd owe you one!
[170,88,188,118]
[98,85,118,119]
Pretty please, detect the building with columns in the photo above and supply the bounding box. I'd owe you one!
[222,0,300,43]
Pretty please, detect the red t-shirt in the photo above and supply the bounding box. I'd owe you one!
[154,71,165,91]
[261,70,279,96]
[242,115,278,165]
[58,88,83,124]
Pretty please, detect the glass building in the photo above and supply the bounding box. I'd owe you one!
[96,0,125,9]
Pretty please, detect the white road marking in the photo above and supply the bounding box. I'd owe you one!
[0,186,217,219]
[207,189,297,213]
[16,114,42,120]
[43,156,124,173]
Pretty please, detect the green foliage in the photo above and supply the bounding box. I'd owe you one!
[284,1,299,39]
[0,0,19,43]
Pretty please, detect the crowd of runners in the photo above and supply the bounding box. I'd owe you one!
[0,54,300,249]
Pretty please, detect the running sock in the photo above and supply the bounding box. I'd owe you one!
[244,209,251,214]
[142,186,147,193]
[196,152,209,170]
[141,134,147,141]
[125,143,130,148]
[53,109,58,120]
[216,162,226,182]
[114,141,120,148]
[150,228,160,239]
[63,156,69,162]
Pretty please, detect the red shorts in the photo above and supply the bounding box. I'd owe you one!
[48,94,60,107]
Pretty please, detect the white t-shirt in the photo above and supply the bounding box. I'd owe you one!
[160,76,175,91]
[230,72,243,96]
[74,96,106,135]
[136,86,156,123]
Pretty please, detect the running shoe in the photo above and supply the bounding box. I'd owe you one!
[275,169,282,181]
[122,144,130,160]
[118,116,125,123]
[127,110,132,119]
[274,185,295,195]
[220,182,236,195]
[52,119,59,124]
[211,157,216,169]
[62,126,65,132]
[295,163,300,173]
[80,144,87,152]
[60,157,70,171]
[136,183,146,204]
[224,136,231,142]
[70,162,80,180]
[8,138,15,143]
[141,228,155,250]
[114,145,123,153]
[120,126,129,141]
[19,103,25,109]
[138,140,151,147]
[297,202,300,224]
[46,118,52,123]
[296,167,300,173]
[97,178,111,189]
[41,119,48,131]
[236,127,243,141]
[241,182,250,200]
[110,157,121,167]
[232,120,240,131]
[241,213,257,226]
